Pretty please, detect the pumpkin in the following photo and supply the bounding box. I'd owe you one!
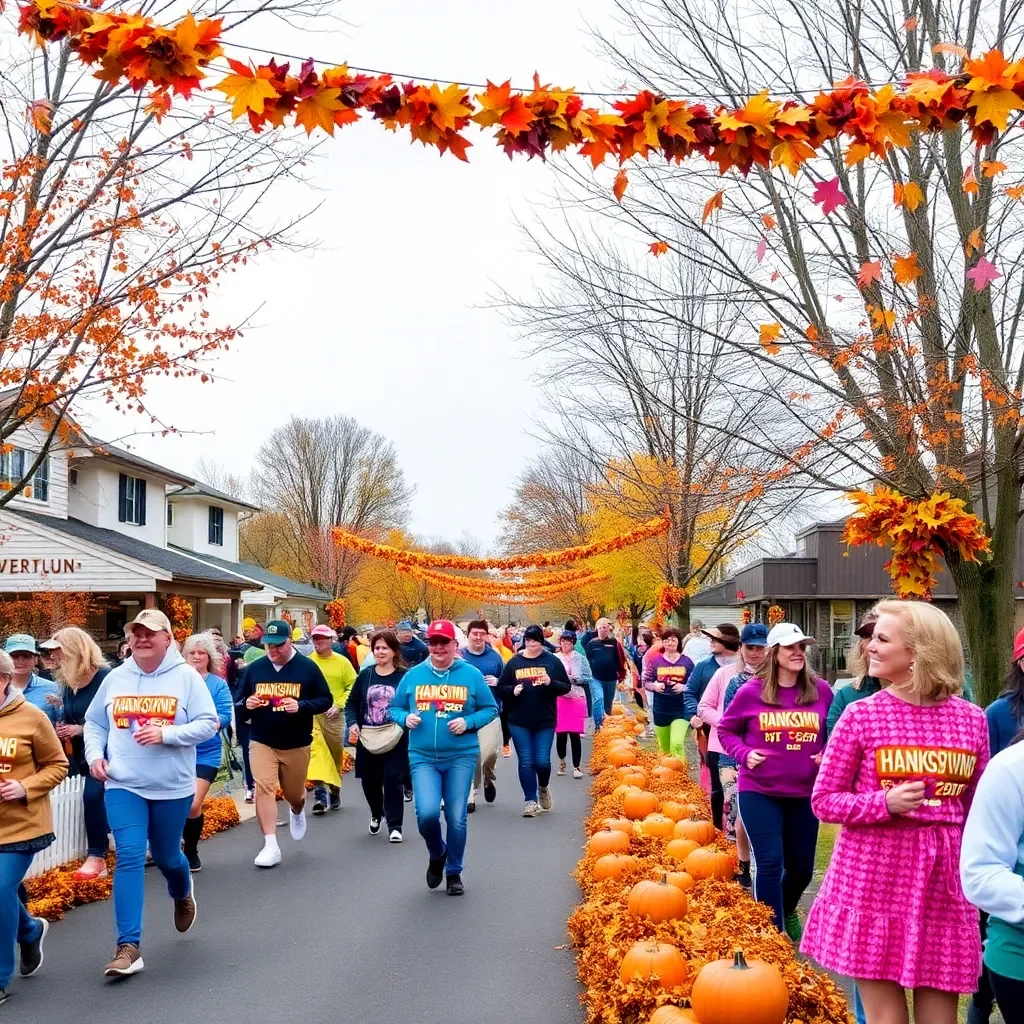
[684,847,736,880]
[592,854,639,880]
[608,746,638,767]
[650,1007,698,1024]
[602,817,633,834]
[634,708,649,723]
[661,801,698,822]
[619,940,688,989]
[664,838,701,862]
[660,755,685,771]
[627,876,688,922]
[689,950,789,1024]
[633,722,645,734]
[652,766,677,783]
[612,784,637,800]
[640,814,676,839]
[610,704,626,716]
[621,769,648,788]
[623,789,660,820]
[662,870,695,892]
[674,818,716,845]
[588,830,630,856]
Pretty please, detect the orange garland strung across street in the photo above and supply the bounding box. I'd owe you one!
[333,513,671,572]
[571,715,851,1023]
[393,569,610,605]
[395,562,607,595]
[15,1,1024,182]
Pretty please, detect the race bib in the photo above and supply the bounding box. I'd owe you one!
[0,735,18,774]
[254,682,302,711]
[875,745,978,804]
[757,710,822,750]
[112,695,179,730]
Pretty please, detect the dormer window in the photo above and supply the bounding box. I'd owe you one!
[118,473,147,526]
[1,448,50,503]
[208,505,224,546]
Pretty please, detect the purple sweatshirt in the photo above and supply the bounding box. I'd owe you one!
[717,677,833,799]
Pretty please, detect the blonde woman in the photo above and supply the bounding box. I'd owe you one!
[179,635,233,872]
[48,627,111,880]
[802,601,989,1024]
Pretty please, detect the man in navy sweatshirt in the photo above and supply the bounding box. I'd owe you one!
[584,618,625,722]
[237,620,332,868]
[459,620,505,810]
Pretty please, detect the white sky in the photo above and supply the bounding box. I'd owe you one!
[83,0,626,549]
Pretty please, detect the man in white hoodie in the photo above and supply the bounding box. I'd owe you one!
[84,609,218,980]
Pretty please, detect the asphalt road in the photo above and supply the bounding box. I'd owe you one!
[9,756,589,1024]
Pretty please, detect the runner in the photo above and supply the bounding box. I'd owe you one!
[498,624,572,816]
[396,622,428,667]
[345,630,408,841]
[4,635,58,723]
[642,627,694,762]
[307,624,356,815]
[459,620,504,811]
[236,620,333,868]
[83,609,219,978]
[553,630,590,779]
[0,648,68,1005]
[180,634,233,873]
[387,620,497,895]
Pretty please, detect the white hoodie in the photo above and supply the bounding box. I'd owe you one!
[84,646,218,800]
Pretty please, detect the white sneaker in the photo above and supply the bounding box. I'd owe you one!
[289,808,307,841]
[254,840,281,868]
[573,768,583,779]
[557,761,566,776]
[522,801,540,817]
[388,829,403,843]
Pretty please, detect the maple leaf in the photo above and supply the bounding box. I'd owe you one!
[969,87,1023,131]
[500,95,535,135]
[897,181,924,211]
[965,228,984,256]
[755,236,767,263]
[759,322,782,355]
[805,324,819,341]
[813,177,847,216]
[869,306,897,332]
[427,83,472,132]
[1006,185,1024,200]
[294,86,344,136]
[716,91,780,134]
[857,260,882,288]
[893,253,923,286]
[904,15,918,28]
[473,80,512,128]
[982,160,1008,177]
[966,256,1001,291]
[771,138,815,176]
[843,142,871,166]
[649,240,669,256]
[761,213,776,230]
[26,98,53,134]
[702,189,725,224]
[613,168,628,203]
[933,42,969,58]
[215,60,280,119]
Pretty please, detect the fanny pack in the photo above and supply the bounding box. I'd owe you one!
[358,722,403,754]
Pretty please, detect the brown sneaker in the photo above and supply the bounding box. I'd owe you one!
[104,943,144,978]
[538,786,553,811]
[173,883,197,934]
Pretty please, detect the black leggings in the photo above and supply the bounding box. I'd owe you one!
[359,747,406,831]
[971,913,995,1016]
[555,732,581,768]
[499,708,512,746]
[706,749,724,830]
[991,969,1024,1024]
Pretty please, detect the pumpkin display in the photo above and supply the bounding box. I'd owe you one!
[662,870,695,892]
[674,818,716,844]
[650,1007,698,1024]
[660,755,685,771]
[660,801,698,822]
[623,789,660,820]
[608,746,639,767]
[640,814,676,839]
[688,950,789,1024]
[621,769,649,788]
[602,817,633,834]
[610,704,626,716]
[612,784,637,800]
[664,838,701,862]
[684,847,736,881]
[619,940,689,989]
[592,854,639,880]
[627,876,688,922]
[588,830,630,856]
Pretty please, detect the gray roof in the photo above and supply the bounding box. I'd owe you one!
[167,546,331,601]
[11,511,252,588]
[72,439,194,487]
[168,483,261,512]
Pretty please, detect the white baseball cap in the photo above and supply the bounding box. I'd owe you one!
[766,622,816,648]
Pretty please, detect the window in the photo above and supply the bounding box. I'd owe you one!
[118,473,147,526]
[0,448,24,489]
[167,503,174,527]
[0,448,49,502]
[208,505,224,546]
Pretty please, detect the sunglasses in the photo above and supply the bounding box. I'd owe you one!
[427,637,453,647]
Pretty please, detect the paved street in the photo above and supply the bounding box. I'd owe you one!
[10,762,588,1024]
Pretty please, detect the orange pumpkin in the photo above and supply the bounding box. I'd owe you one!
[684,847,736,880]
[674,818,716,845]
[619,940,688,989]
[663,870,695,892]
[610,704,626,716]
[602,817,633,834]
[660,755,685,771]
[587,830,630,856]
[612,784,636,800]
[652,765,677,783]
[689,950,789,1024]
[664,838,701,862]
[623,789,659,820]
[608,746,638,767]
[640,814,676,839]
[592,854,639,880]
[650,1007,698,1024]
[627,876,688,922]
[633,722,645,734]
[621,769,648,788]
[661,801,698,822]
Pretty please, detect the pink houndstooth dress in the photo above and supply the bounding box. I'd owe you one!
[801,689,989,992]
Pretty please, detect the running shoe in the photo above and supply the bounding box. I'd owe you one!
[557,761,566,776]
[173,881,197,934]
[389,829,403,843]
[244,787,254,804]
[404,787,413,803]
[254,841,281,868]
[0,989,7,1004]
[483,780,496,802]
[784,911,803,942]
[522,801,540,817]
[312,800,327,817]
[104,943,144,978]
[426,848,448,889]
[445,872,464,896]
[289,807,307,841]
[19,917,47,977]
[538,786,553,811]
[502,744,511,757]
[572,768,583,779]
[330,790,342,811]
[369,816,382,835]
[467,789,476,814]
[184,846,201,873]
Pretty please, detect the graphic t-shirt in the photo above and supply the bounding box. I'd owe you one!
[642,652,694,725]
[111,694,179,729]
[497,652,572,730]
[718,677,833,798]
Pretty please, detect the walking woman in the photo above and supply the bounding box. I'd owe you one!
[642,627,694,762]
[83,610,218,979]
[802,601,989,1024]
[180,634,233,872]
[345,630,408,842]
[554,630,589,779]
[718,622,832,941]
[498,624,572,817]
[0,649,68,1005]
[47,627,111,881]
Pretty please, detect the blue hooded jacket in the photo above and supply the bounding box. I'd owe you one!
[388,658,497,765]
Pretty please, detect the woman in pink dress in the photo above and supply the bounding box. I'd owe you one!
[554,632,589,779]
[802,600,989,1024]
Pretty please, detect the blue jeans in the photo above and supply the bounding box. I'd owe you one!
[598,679,617,722]
[410,755,476,876]
[854,987,866,1024]
[588,679,605,728]
[508,724,555,802]
[0,851,41,988]
[84,773,110,857]
[105,789,193,946]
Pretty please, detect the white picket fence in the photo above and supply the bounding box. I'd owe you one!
[26,775,88,879]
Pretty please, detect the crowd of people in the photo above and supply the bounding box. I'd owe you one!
[2,601,1024,1024]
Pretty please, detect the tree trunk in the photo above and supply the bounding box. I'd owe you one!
[672,595,691,630]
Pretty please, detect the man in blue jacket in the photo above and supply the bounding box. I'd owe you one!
[389,620,497,896]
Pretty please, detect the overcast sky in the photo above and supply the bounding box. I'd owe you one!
[82,0,627,549]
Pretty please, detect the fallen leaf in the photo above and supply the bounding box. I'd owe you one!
[702,188,725,224]
[649,240,669,256]
[971,88,1023,132]
[933,42,969,58]
[966,256,1001,291]
[900,181,924,211]
[613,168,629,203]
[857,260,882,288]
[813,177,847,216]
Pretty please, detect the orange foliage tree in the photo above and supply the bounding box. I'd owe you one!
[0,591,100,638]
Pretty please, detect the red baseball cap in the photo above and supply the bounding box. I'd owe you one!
[1014,627,1024,661]
[425,620,456,641]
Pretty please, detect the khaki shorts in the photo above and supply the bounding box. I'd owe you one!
[250,741,311,806]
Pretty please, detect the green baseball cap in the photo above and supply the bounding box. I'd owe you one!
[4,634,37,655]
[261,620,291,646]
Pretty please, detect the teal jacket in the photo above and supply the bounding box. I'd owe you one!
[388,658,498,764]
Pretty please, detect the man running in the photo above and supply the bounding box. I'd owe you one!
[459,620,504,811]
[308,624,356,814]
[237,620,332,867]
